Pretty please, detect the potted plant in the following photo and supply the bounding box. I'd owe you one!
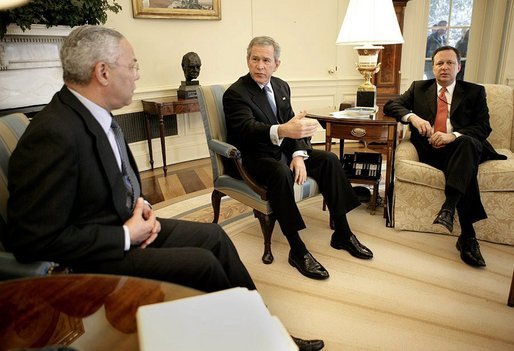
[0,0,122,39]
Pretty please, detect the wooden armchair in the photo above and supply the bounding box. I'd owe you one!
[196,85,320,264]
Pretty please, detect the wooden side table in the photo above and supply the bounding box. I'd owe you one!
[141,97,200,176]
[307,108,397,222]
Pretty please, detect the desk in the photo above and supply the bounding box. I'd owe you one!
[307,108,397,220]
[141,97,200,176]
[0,274,202,351]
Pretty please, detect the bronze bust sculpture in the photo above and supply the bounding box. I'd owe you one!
[178,52,201,99]
[181,52,201,81]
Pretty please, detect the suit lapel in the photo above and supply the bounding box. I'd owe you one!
[59,87,133,219]
[244,74,278,125]
[451,82,464,115]
[425,82,438,118]
[271,80,288,123]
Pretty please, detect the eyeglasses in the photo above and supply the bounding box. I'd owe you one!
[110,62,140,73]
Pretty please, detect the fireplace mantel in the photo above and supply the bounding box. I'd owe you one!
[0,24,71,110]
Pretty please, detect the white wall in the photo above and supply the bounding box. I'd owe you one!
[100,0,514,169]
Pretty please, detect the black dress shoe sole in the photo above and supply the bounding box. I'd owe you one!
[288,257,329,280]
[330,240,373,259]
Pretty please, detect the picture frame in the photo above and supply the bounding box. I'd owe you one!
[132,0,221,20]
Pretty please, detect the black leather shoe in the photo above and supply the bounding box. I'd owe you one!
[433,208,454,233]
[291,336,325,351]
[288,252,329,280]
[330,234,373,259]
[456,236,486,267]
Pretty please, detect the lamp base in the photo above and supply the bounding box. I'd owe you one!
[357,90,376,108]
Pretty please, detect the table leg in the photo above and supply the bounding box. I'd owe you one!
[508,269,514,307]
[158,114,167,177]
[144,113,154,170]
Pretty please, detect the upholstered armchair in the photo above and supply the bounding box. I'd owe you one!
[0,113,60,280]
[196,84,321,264]
[392,84,514,245]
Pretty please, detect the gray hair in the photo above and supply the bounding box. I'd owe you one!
[246,36,281,62]
[60,25,124,85]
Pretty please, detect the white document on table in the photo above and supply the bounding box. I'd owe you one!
[137,287,298,351]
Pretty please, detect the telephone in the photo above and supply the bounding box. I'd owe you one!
[342,152,382,180]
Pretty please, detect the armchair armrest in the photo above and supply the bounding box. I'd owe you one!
[0,251,59,281]
[208,139,268,199]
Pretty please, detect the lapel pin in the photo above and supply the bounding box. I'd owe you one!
[282,97,286,100]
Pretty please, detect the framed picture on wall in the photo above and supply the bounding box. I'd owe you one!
[132,0,221,20]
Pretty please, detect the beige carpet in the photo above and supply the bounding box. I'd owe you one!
[156,194,514,351]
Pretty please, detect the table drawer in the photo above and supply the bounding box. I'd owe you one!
[329,123,390,141]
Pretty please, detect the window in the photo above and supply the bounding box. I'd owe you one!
[424,0,474,80]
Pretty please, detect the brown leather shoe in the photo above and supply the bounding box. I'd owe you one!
[456,236,486,267]
[433,209,454,233]
[291,335,325,351]
[288,252,329,280]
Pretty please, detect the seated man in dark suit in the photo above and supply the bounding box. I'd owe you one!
[384,46,506,267]
[223,36,373,281]
[3,25,324,351]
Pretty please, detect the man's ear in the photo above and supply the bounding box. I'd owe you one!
[274,59,281,71]
[95,62,110,86]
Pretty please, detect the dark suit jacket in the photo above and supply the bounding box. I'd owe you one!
[383,79,505,161]
[223,73,312,162]
[5,86,140,265]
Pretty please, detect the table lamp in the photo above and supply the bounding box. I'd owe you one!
[336,0,404,107]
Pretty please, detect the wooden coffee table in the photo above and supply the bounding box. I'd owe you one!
[0,274,202,350]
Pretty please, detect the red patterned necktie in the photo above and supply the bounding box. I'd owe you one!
[434,87,448,133]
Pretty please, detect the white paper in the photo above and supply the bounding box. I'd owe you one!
[137,287,298,351]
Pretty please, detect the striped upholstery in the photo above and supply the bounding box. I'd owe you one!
[0,113,58,279]
[197,84,320,263]
[0,113,30,221]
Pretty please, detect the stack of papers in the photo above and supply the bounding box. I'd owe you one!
[137,287,298,351]
[330,106,376,119]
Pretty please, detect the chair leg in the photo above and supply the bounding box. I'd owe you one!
[508,269,514,307]
[211,190,224,223]
[253,210,276,265]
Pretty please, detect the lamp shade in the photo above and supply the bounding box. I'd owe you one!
[0,0,29,10]
[336,0,404,46]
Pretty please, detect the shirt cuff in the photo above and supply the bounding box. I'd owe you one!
[452,131,462,138]
[293,150,309,160]
[402,113,414,123]
[123,225,130,251]
[270,125,283,146]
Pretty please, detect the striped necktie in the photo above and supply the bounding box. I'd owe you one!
[111,119,141,210]
[264,85,277,117]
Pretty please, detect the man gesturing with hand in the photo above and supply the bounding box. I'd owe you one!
[223,36,373,281]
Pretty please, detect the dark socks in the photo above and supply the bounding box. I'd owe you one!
[442,186,461,212]
[332,215,353,241]
[284,231,308,258]
[459,217,476,239]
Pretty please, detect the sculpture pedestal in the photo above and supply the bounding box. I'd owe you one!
[178,80,199,99]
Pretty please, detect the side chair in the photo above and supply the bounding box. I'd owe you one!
[196,84,321,264]
[0,113,61,280]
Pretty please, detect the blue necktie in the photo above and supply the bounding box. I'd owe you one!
[264,85,277,117]
[111,119,141,210]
